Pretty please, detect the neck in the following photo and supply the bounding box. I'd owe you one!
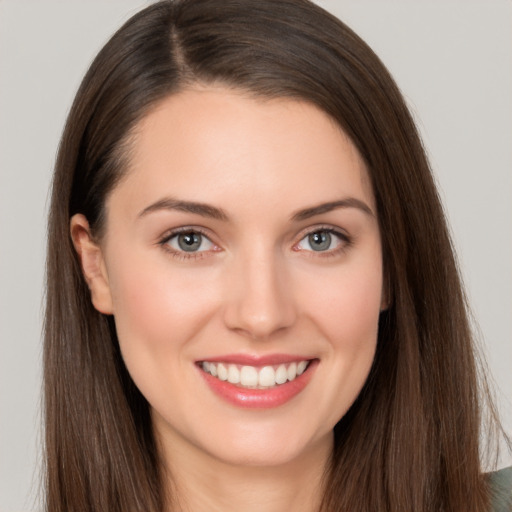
[159,430,333,512]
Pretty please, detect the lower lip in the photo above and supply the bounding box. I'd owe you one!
[198,360,318,409]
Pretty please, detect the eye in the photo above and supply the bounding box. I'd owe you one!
[165,231,215,253]
[295,229,347,253]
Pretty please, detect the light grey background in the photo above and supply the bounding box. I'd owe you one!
[0,1,510,510]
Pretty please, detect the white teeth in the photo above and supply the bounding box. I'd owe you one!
[240,366,258,387]
[217,363,228,381]
[201,360,311,389]
[275,364,288,385]
[258,366,275,387]
[287,362,297,381]
[227,365,240,384]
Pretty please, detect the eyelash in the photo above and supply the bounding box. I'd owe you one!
[292,226,352,258]
[157,225,352,261]
[158,227,218,261]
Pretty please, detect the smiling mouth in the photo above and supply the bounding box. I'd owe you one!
[198,360,312,389]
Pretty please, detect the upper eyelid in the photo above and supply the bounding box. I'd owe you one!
[158,228,219,260]
[292,226,351,253]
[295,224,350,241]
[158,225,215,244]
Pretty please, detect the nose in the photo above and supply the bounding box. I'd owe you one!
[222,246,297,340]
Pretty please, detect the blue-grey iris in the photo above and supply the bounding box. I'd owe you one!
[177,232,202,252]
[308,231,331,251]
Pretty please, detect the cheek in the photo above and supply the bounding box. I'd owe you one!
[299,259,382,418]
[109,250,209,331]
[105,252,218,382]
[304,260,383,346]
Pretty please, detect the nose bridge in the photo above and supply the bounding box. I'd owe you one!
[223,240,296,338]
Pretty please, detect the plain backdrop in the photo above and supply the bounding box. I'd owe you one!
[0,1,510,510]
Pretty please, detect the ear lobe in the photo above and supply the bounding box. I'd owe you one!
[70,214,113,315]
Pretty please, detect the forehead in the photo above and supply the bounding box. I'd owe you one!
[108,86,374,220]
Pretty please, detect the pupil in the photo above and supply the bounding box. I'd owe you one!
[178,232,201,252]
[309,231,331,251]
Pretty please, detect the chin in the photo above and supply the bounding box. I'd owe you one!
[198,420,333,469]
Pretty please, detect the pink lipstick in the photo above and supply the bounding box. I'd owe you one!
[197,355,318,409]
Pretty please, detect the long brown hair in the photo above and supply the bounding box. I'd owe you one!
[44,1,507,510]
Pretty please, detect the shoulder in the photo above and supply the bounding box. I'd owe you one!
[487,466,512,512]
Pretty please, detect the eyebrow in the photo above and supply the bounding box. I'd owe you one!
[138,197,229,221]
[138,196,374,222]
[290,198,374,221]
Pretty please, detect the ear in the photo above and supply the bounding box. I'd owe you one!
[70,214,113,315]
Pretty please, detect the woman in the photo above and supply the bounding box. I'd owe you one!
[44,0,511,510]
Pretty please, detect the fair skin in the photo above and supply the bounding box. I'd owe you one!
[71,87,385,512]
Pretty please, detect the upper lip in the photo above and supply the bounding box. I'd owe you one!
[197,353,314,366]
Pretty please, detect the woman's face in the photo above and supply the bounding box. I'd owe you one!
[76,87,385,468]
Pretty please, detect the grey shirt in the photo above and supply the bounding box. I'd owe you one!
[488,466,512,512]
